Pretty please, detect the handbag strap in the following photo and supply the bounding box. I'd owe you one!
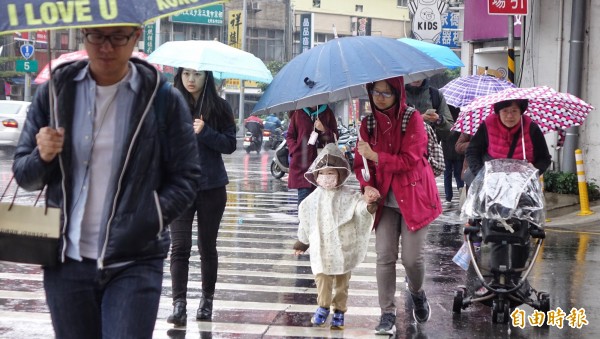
[506,128,522,159]
[1,175,46,211]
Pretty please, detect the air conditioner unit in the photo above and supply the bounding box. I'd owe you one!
[251,2,260,10]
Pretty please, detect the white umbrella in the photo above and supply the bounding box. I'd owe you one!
[147,40,273,83]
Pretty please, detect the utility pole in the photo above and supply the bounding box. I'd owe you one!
[238,0,247,136]
[507,15,515,83]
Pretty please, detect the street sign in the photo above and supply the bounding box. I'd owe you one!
[488,0,529,15]
[16,60,38,72]
[20,44,34,59]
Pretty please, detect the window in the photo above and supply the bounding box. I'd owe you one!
[313,0,321,8]
[355,5,363,12]
[397,0,408,7]
[247,28,284,62]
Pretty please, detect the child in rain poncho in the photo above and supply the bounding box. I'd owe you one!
[293,143,380,330]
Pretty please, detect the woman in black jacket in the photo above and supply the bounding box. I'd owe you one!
[167,68,237,326]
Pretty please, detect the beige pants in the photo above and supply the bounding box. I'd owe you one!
[315,272,352,313]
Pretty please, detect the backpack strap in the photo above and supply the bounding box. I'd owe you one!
[429,87,441,111]
[401,107,416,133]
[153,81,172,162]
[366,113,376,137]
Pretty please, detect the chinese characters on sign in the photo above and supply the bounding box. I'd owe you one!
[488,0,529,15]
[440,11,460,48]
[511,307,589,329]
[170,4,224,25]
[352,17,372,36]
[144,23,156,54]
[228,10,242,49]
[300,13,313,53]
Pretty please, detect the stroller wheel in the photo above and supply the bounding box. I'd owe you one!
[453,289,465,314]
[538,293,550,313]
[492,300,510,324]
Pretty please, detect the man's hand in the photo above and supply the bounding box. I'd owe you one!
[36,127,65,163]
[357,140,378,163]
[193,116,205,134]
[422,109,439,123]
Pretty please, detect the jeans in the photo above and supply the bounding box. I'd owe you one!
[43,257,163,339]
[444,158,465,202]
[170,186,227,300]
[375,207,428,314]
[297,187,315,207]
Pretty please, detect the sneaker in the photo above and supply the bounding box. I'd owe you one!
[374,313,396,335]
[310,307,330,327]
[411,290,431,323]
[330,310,344,330]
[443,200,453,208]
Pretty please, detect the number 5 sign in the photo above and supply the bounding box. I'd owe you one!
[488,0,529,15]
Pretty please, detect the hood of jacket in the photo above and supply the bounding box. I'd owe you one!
[304,143,351,188]
[366,76,408,119]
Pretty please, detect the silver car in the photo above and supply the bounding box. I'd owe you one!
[0,100,31,147]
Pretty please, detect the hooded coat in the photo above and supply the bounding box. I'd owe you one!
[354,76,442,231]
[296,144,375,275]
[286,106,338,189]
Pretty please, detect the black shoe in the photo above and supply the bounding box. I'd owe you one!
[167,300,187,327]
[411,290,431,323]
[196,293,214,320]
[374,312,396,335]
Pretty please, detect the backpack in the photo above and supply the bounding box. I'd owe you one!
[366,107,445,177]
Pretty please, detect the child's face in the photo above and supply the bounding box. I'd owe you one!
[319,168,339,178]
[316,168,340,189]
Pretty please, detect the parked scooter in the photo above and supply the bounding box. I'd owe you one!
[270,138,289,179]
[263,127,284,151]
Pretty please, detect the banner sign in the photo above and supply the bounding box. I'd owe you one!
[300,13,314,53]
[170,4,224,25]
[488,0,529,15]
[143,22,156,54]
[228,10,242,49]
[351,17,371,36]
[439,11,459,48]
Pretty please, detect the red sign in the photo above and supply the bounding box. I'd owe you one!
[14,31,48,43]
[488,0,528,15]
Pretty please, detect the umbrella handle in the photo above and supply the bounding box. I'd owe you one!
[357,131,371,181]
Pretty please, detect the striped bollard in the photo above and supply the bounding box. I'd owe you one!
[575,149,594,216]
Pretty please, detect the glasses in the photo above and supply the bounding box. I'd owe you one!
[84,31,135,47]
[370,89,394,98]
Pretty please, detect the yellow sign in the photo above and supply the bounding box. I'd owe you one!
[228,10,242,49]
[225,79,259,89]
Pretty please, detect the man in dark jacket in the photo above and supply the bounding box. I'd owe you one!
[12,25,201,339]
[405,78,454,142]
[441,105,464,207]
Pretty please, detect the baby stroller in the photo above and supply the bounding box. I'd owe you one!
[452,159,550,323]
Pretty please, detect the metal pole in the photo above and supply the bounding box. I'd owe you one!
[238,0,247,136]
[155,17,161,48]
[507,15,515,83]
[561,0,586,173]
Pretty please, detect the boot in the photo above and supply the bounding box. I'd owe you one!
[196,292,214,320]
[167,300,187,327]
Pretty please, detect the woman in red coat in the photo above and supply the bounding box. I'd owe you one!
[355,76,442,334]
[286,105,338,206]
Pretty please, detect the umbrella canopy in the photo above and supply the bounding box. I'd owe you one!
[147,40,273,83]
[440,75,516,108]
[453,86,594,135]
[0,1,223,33]
[252,36,445,115]
[34,50,161,84]
[398,38,464,69]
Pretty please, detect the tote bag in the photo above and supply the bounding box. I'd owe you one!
[0,178,60,267]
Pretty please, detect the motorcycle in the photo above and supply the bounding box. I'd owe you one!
[270,138,289,179]
[243,131,262,154]
[263,127,284,151]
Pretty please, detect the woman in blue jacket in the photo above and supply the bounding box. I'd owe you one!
[167,68,237,326]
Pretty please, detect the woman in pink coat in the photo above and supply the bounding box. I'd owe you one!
[355,76,442,335]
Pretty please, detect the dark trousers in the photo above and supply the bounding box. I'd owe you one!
[44,257,163,339]
[444,158,465,202]
[297,187,315,207]
[170,186,227,300]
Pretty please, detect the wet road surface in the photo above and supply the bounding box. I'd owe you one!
[1,145,599,338]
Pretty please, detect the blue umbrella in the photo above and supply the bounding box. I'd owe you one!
[253,36,445,115]
[398,38,464,69]
[0,0,221,33]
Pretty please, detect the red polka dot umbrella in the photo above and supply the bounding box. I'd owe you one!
[452,86,594,136]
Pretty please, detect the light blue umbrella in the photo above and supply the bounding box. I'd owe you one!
[398,38,464,69]
[147,40,273,83]
[252,36,445,115]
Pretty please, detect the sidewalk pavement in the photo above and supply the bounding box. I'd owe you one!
[544,203,600,232]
